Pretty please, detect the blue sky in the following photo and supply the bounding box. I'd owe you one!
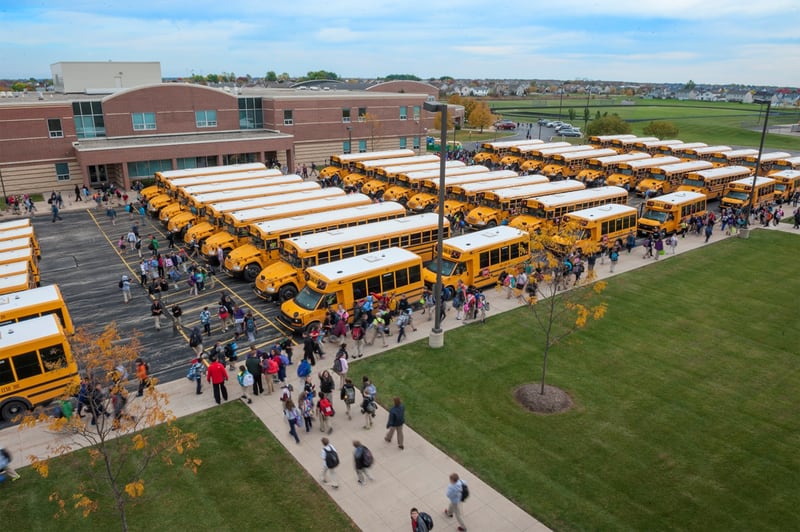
[1,1,798,86]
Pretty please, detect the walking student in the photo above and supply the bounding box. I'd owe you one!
[385,396,405,450]
[284,399,302,444]
[445,473,469,531]
[150,298,164,331]
[135,358,150,397]
[236,365,253,404]
[320,437,340,489]
[353,440,374,485]
[120,275,132,303]
[206,355,229,405]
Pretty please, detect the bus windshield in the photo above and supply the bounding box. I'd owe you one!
[423,258,458,276]
[642,210,668,222]
[725,191,748,201]
[682,178,704,188]
[295,286,323,311]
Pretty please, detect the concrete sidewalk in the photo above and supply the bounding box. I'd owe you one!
[2,217,795,532]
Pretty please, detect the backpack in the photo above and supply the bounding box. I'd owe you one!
[344,385,356,404]
[320,397,334,417]
[297,359,312,378]
[364,399,376,414]
[419,511,434,530]
[359,446,374,468]
[242,372,254,387]
[189,330,202,348]
[118,280,123,288]
[460,481,470,501]
[351,326,363,341]
[324,447,339,468]
[333,357,343,374]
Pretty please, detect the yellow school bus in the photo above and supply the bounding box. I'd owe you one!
[519,145,587,173]
[143,163,271,204]
[541,148,618,179]
[466,180,586,229]
[638,191,707,236]
[474,139,544,165]
[742,151,800,177]
[0,260,38,288]
[636,161,714,197]
[509,186,629,234]
[257,213,448,302]
[658,142,707,158]
[588,134,637,149]
[320,149,416,181]
[707,149,759,168]
[0,248,39,285]
[158,170,292,221]
[406,169,518,213]
[203,194,373,259]
[765,155,800,175]
[0,237,33,254]
[364,160,465,197]
[0,284,74,335]
[508,141,571,171]
[632,139,683,154]
[605,156,681,191]
[681,145,732,161]
[0,227,40,258]
[422,226,530,295]
[576,152,651,187]
[561,204,639,254]
[611,136,659,153]
[676,165,753,200]
[496,140,547,167]
[0,219,32,232]
[0,314,79,421]
[770,170,800,203]
[345,154,441,189]
[720,176,776,211]
[442,174,549,218]
[227,202,407,283]
[278,247,425,333]
[383,165,490,204]
[169,180,316,235]
[0,273,34,295]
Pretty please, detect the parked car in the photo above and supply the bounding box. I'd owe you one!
[555,123,574,132]
[558,129,582,137]
[494,120,517,130]
[537,118,550,125]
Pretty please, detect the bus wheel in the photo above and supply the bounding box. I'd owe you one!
[305,321,321,335]
[279,285,298,302]
[487,220,497,228]
[243,264,261,283]
[1,400,28,422]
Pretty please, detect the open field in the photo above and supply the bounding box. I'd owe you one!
[2,402,358,531]
[490,98,800,151]
[351,230,800,531]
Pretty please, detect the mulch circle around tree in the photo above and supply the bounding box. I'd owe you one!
[514,383,574,414]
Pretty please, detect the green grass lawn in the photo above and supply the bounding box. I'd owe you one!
[2,402,358,531]
[352,230,800,531]
[489,98,800,151]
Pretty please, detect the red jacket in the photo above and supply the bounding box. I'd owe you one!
[206,361,228,384]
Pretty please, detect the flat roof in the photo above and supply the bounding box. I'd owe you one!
[567,204,638,220]
[251,202,406,235]
[454,175,548,193]
[0,248,33,262]
[0,227,36,241]
[0,285,61,313]
[0,273,30,290]
[485,180,584,200]
[309,247,420,281]
[770,170,800,179]
[623,156,681,169]
[196,180,315,205]
[649,191,707,203]
[690,166,751,178]
[730,176,776,186]
[0,237,32,251]
[285,213,442,250]
[653,161,714,173]
[403,165,489,181]
[442,226,527,253]
[229,194,371,223]
[528,186,628,206]
[0,261,30,276]
[159,163,267,180]
[73,129,292,152]
[424,170,519,188]
[383,161,464,175]
[0,313,62,348]
[226,189,346,221]
[169,169,283,189]
[183,175,304,196]
[0,219,32,231]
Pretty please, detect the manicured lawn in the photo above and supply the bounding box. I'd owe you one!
[352,230,800,531]
[2,402,358,531]
[490,98,800,151]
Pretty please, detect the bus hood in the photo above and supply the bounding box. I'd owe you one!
[406,194,435,211]
[509,216,540,233]
[183,222,215,244]
[159,204,184,222]
[466,207,495,227]
[255,261,297,293]
[382,187,409,202]
[167,213,197,232]
[202,232,234,256]
[224,244,260,272]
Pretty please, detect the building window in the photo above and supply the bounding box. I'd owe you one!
[239,97,263,129]
[342,108,351,123]
[195,110,217,128]
[55,163,70,181]
[413,105,421,121]
[72,101,105,139]
[400,137,407,149]
[400,106,408,120]
[283,110,294,126]
[223,153,257,165]
[127,159,172,178]
[413,136,421,149]
[358,140,367,153]
[132,112,156,131]
[358,107,367,122]
[177,156,217,169]
[47,118,63,138]
[343,140,351,154]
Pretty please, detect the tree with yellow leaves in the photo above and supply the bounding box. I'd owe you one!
[526,218,608,396]
[468,101,495,132]
[21,322,201,532]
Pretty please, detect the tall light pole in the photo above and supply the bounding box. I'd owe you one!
[423,101,448,349]
[744,96,772,229]
[558,83,565,120]
[584,85,591,137]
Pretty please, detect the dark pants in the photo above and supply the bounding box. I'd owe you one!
[195,377,202,394]
[203,322,211,336]
[289,418,300,443]
[212,382,228,404]
[252,373,264,396]
[137,379,147,397]
[303,415,313,432]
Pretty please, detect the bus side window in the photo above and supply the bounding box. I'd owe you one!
[0,359,14,385]
[323,294,337,309]
[455,263,466,275]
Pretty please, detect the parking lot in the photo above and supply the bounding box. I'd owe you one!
[33,207,291,385]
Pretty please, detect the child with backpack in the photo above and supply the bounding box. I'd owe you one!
[353,440,374,484]
[284,399,302,444]
[340,377,357,420]
[299,390,315,432]
[237,366,254,404]
[317,391,334,434]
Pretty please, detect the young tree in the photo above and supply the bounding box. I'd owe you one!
[265,71,277,82]
[364,112,382,151]
[586,114,631,136]
[21,323,201,532]
[643,120,679,139]
[468,101,495,132]
[568,108,577,121]
[526,220,608,395]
